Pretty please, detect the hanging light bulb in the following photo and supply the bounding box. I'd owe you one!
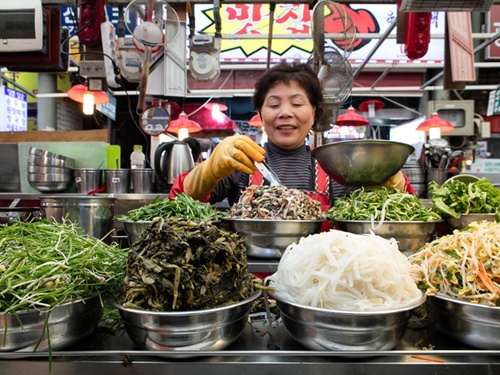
[67,84,109,115]
[83,93,94,115]
[167,111,203,141]
[358,99,384,118]
[416,113,455,139]
[336,106,369,127]
[204,102,228,122]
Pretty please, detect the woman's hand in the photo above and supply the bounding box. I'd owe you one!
[184,135,265,200]
[209,135,266,179]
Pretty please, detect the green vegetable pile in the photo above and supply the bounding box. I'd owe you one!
[118,216,256,311]
[0,219,127,313]
[429,177,500,219]
[117,193,224,222]
[328,187,442,222]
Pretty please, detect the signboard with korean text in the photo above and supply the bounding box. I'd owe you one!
[487,89,500,116]
[196,4,445,64]
[0,87,28,132]
[61,4,445,65]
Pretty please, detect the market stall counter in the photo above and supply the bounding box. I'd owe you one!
[1,312,500,375]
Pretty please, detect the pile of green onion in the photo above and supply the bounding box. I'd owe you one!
[0,218,127,314]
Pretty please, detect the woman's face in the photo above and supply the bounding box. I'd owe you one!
[260,81,316,150]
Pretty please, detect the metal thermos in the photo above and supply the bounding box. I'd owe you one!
[154,140,194,193]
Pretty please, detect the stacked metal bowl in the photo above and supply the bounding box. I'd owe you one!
[28,147,75,192]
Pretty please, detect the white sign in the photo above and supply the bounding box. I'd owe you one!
[0,87,28,132]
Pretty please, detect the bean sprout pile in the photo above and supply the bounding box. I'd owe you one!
[409,220,500,306]
[266,230,423,311]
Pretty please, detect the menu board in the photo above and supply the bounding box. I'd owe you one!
[0,86,27,132]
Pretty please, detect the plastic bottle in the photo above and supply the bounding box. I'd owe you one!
[130,145,146,169]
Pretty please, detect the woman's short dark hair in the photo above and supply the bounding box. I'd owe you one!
[252,61,324,129]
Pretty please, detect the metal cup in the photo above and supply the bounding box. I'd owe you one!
[428,168,448,186]
[74,168,103,193]
[104,169,130,193]
[131,168,155,194]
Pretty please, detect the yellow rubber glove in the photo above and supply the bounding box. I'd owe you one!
[364,171,406,191]
[184,135,266,200]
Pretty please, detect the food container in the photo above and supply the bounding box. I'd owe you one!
[271,291,426,351]
[74,168,104,194]
[445,213,497,232]
[39,195,116,240]
[0,295,103,352]
[121,219,152,245]
[131,168,155,193]
[427,294,500,349]
[115,291,261,351]
[105,169,130,193]
[222,218,324,259]
[335,220,440,256]
[311,140,414,186]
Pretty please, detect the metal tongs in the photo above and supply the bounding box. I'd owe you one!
[254,160,282,186]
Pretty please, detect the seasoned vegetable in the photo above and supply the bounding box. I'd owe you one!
[409,221,500,306]
[328,187,441,222]
[0,219,127,313]
[117,216,256,311]
[429,178,500,219]
[117,193,224,221]
[229,185,325,220]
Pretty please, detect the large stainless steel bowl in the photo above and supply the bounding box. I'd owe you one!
[445,213,497,232]
[40,195,116,240]
[28,147,76,169]
[115,291,261,351]
[427,294,500,349]
[121,219,153,245]
[222,218,325,259]
[271,291,426,351]
[312,140,415,186]
[335,220,440,256]
[0,295,103,352]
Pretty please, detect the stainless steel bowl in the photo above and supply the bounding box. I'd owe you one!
[0,296,103,352]
[445,213,497,231]
[335,220,440,256]
[121,220,153,245]
[312,140,415,186]
[28,172,74,193]
[40,195,116,240]
[427,294,500,349]
[27,164,73,175]
[115,291,261,351]
[222,218,325,259]
[271,291,426,351]
[28,147,76,169]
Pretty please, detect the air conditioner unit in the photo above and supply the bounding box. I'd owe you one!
[399,0,495,12]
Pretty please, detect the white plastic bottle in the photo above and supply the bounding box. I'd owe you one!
[130,145,145,169]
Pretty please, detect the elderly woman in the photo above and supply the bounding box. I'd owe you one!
[169,61,412,208]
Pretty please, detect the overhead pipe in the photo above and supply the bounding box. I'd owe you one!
[352,18,397,79]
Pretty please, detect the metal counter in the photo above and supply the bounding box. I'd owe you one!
[1,313,500,375]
